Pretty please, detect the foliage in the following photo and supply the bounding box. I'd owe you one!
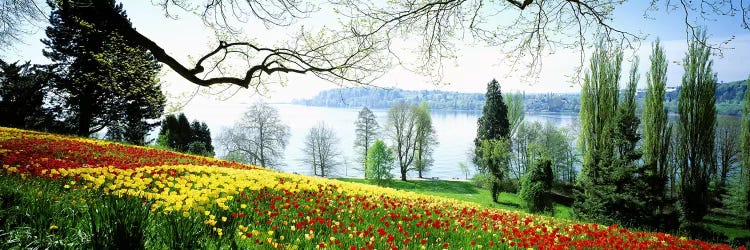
[677,30,717,224]
[474,79,509,166]
[0,60,60,132]
[642,39,673,228]
[474,79,511,202]
[354,107,380,178]
[715,117,741,195]
[505,92,525,138]
[157,113,214,156]
[520,159,554,215]
[365,140,395,186]
[471,171,495,190]
[412,102,437,179]
[519,121,578,185]
[302,121,341,177]
[217,103,290,168]
[744,77,750,227]
[478,139,511,203]
[574,40,622,223]
[42,1,164,137]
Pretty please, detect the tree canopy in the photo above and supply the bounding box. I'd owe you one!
[4,1,749,90]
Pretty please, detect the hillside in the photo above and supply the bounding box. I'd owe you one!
[0,126,737,249]
[293,80,748,115]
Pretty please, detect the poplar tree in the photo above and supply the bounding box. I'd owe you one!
[574,41,621,222]
[742,77,750,227]
[677,30,717,225]
[642,39,672,218]
[413,102,437,178]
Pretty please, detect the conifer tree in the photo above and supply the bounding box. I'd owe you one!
[474,79,510,201]
[42,0,164,137]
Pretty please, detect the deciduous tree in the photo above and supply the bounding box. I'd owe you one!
[479,139,511,202]
[366,140,395,186]
[303,122,341,177]
[741,77,750,227]
[217,103,290,168]
[642,39,672,222]
[386,103,417,181]
[574,40,621,223]
[677,30,717,225]
[354,107,379,177]
[413,102,437,179]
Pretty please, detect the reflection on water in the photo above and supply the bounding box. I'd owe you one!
[183,103,579,180]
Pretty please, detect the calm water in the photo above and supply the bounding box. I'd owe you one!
[183,103,578,179]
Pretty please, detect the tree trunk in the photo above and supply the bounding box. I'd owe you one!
[401,165,407,181]
[77,90,92,137]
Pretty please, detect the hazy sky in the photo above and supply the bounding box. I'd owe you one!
[5,1,750,107]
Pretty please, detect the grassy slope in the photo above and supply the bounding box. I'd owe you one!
[336,178,573,219]
[337,178,750,241]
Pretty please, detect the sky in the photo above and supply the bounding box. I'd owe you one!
[5,1,750,107]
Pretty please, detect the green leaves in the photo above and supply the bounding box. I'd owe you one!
[365,140,395,186]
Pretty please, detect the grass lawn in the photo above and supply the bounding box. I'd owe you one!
[336,178,573,219]
[336,178,750,243]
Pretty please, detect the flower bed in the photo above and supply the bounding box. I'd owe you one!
[0,127,738,249]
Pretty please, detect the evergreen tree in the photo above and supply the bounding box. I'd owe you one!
[0,60,59,131]
[642,39,672,226]
[413,102,437,178]
[475,79,510,144]
[191,121,214,156]
[156,113,213,156]
[42,1,164,137]
[520,158,554,214]
[574,41,622,223]
[158,114,179,149]
[176,113,193,151]
[354,107,380,177]
[677,30,717,225]
[607,59,651,227]
[474,79,510,202]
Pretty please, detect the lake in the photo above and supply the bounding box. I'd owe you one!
[183,103,579,180]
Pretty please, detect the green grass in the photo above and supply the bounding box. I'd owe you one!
[336,178,572,219]
[336,178,750,245]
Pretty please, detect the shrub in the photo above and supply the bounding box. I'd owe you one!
[519,159,554,214]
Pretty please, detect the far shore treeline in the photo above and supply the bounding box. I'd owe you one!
[293,80,748,116]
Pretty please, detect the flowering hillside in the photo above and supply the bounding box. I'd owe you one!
[0,127,739,249]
